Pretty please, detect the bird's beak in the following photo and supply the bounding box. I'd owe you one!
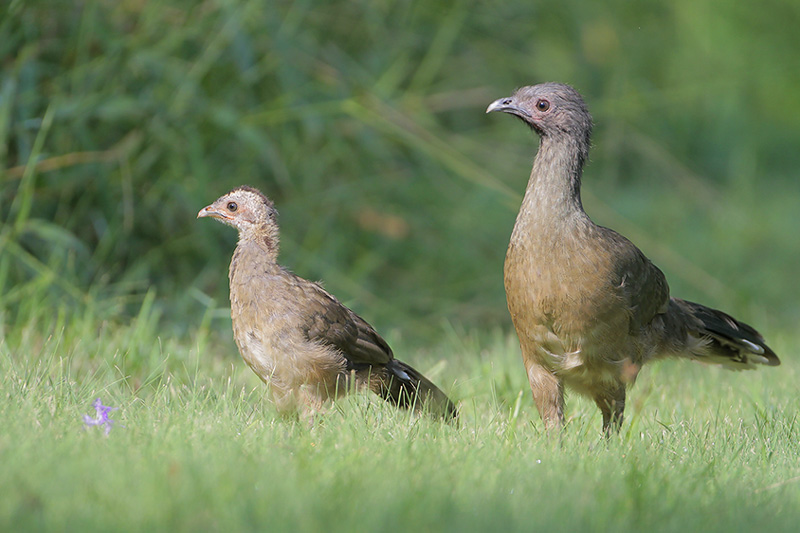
[197,205,232,220]
[486,97,530,118]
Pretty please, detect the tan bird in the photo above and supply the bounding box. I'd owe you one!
[487,83,779,434]
[198,186,457,421]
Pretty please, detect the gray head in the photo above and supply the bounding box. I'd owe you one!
[486,83,593,147]
[197,185,279,248]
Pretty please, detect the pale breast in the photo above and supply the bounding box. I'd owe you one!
[229,253,349,394]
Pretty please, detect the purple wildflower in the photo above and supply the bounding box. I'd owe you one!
[83,398,118,435]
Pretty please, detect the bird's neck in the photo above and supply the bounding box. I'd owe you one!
[237,226,280,261]
[229,227,281,288]
[514,134,590,237]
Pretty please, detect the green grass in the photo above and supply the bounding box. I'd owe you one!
[2,307,798,532]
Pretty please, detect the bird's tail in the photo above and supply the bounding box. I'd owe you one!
[379,359,459,421]
[670,298,780,369]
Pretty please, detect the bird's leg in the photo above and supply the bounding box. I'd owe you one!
[295,386,332,428]
[268,382,298,416]
[594,385,626,436]
[268,383,325,424]
[525,362,565,431]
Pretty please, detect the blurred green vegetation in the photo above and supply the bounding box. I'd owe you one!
[2,0,798,342]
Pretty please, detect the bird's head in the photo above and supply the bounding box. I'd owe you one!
[198,186,279,248]
[486,82,592,142]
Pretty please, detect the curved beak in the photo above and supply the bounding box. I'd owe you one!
[197,205,231,221]
[486,97,530,118]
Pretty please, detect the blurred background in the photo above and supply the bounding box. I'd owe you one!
[2,0,798,349]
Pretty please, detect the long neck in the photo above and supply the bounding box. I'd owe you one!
[513,133,589,237]
[234,224,281,263]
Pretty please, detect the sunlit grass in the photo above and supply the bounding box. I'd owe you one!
[1,306,797,532]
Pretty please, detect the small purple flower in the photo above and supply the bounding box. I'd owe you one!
[83,398,118,435]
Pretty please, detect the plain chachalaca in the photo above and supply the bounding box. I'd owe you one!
[486,83,779,433]
[198,186,457,421]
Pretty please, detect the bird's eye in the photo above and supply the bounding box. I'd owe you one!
[227,202,238,212]
[536,99,550,112]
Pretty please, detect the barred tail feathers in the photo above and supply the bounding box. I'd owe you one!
[675,299,779,369]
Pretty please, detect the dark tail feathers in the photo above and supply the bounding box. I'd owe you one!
[681,299,780,369]
[380,359,459,420]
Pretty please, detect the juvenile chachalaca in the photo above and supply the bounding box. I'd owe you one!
[487,83,779,433]
[198,186,457,420]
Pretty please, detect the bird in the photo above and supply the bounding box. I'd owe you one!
[197,186,458,421]
[486,83,779,434]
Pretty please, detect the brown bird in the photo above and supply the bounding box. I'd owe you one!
[487,83,779,434]
[198,186,457,421]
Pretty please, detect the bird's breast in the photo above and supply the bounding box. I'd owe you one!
[504,231,632,369]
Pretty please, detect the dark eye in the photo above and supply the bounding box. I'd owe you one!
[227,202,238,212]
[536,99,550,112]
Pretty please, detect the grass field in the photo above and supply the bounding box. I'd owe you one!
[2,307,798,532]
[2,0,799,530]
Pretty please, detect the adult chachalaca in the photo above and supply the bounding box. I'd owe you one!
[487,83,779,433]
[198,186,457,421]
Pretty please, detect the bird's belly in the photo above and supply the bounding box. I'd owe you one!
[505,256,632,369]
[518,321,627,396]
[230,300,298,383]
[231,302,347,394]
[232,318,277,380]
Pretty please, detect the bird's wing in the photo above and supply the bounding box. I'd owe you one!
[295,274,394,368]
[603,229,671,333]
